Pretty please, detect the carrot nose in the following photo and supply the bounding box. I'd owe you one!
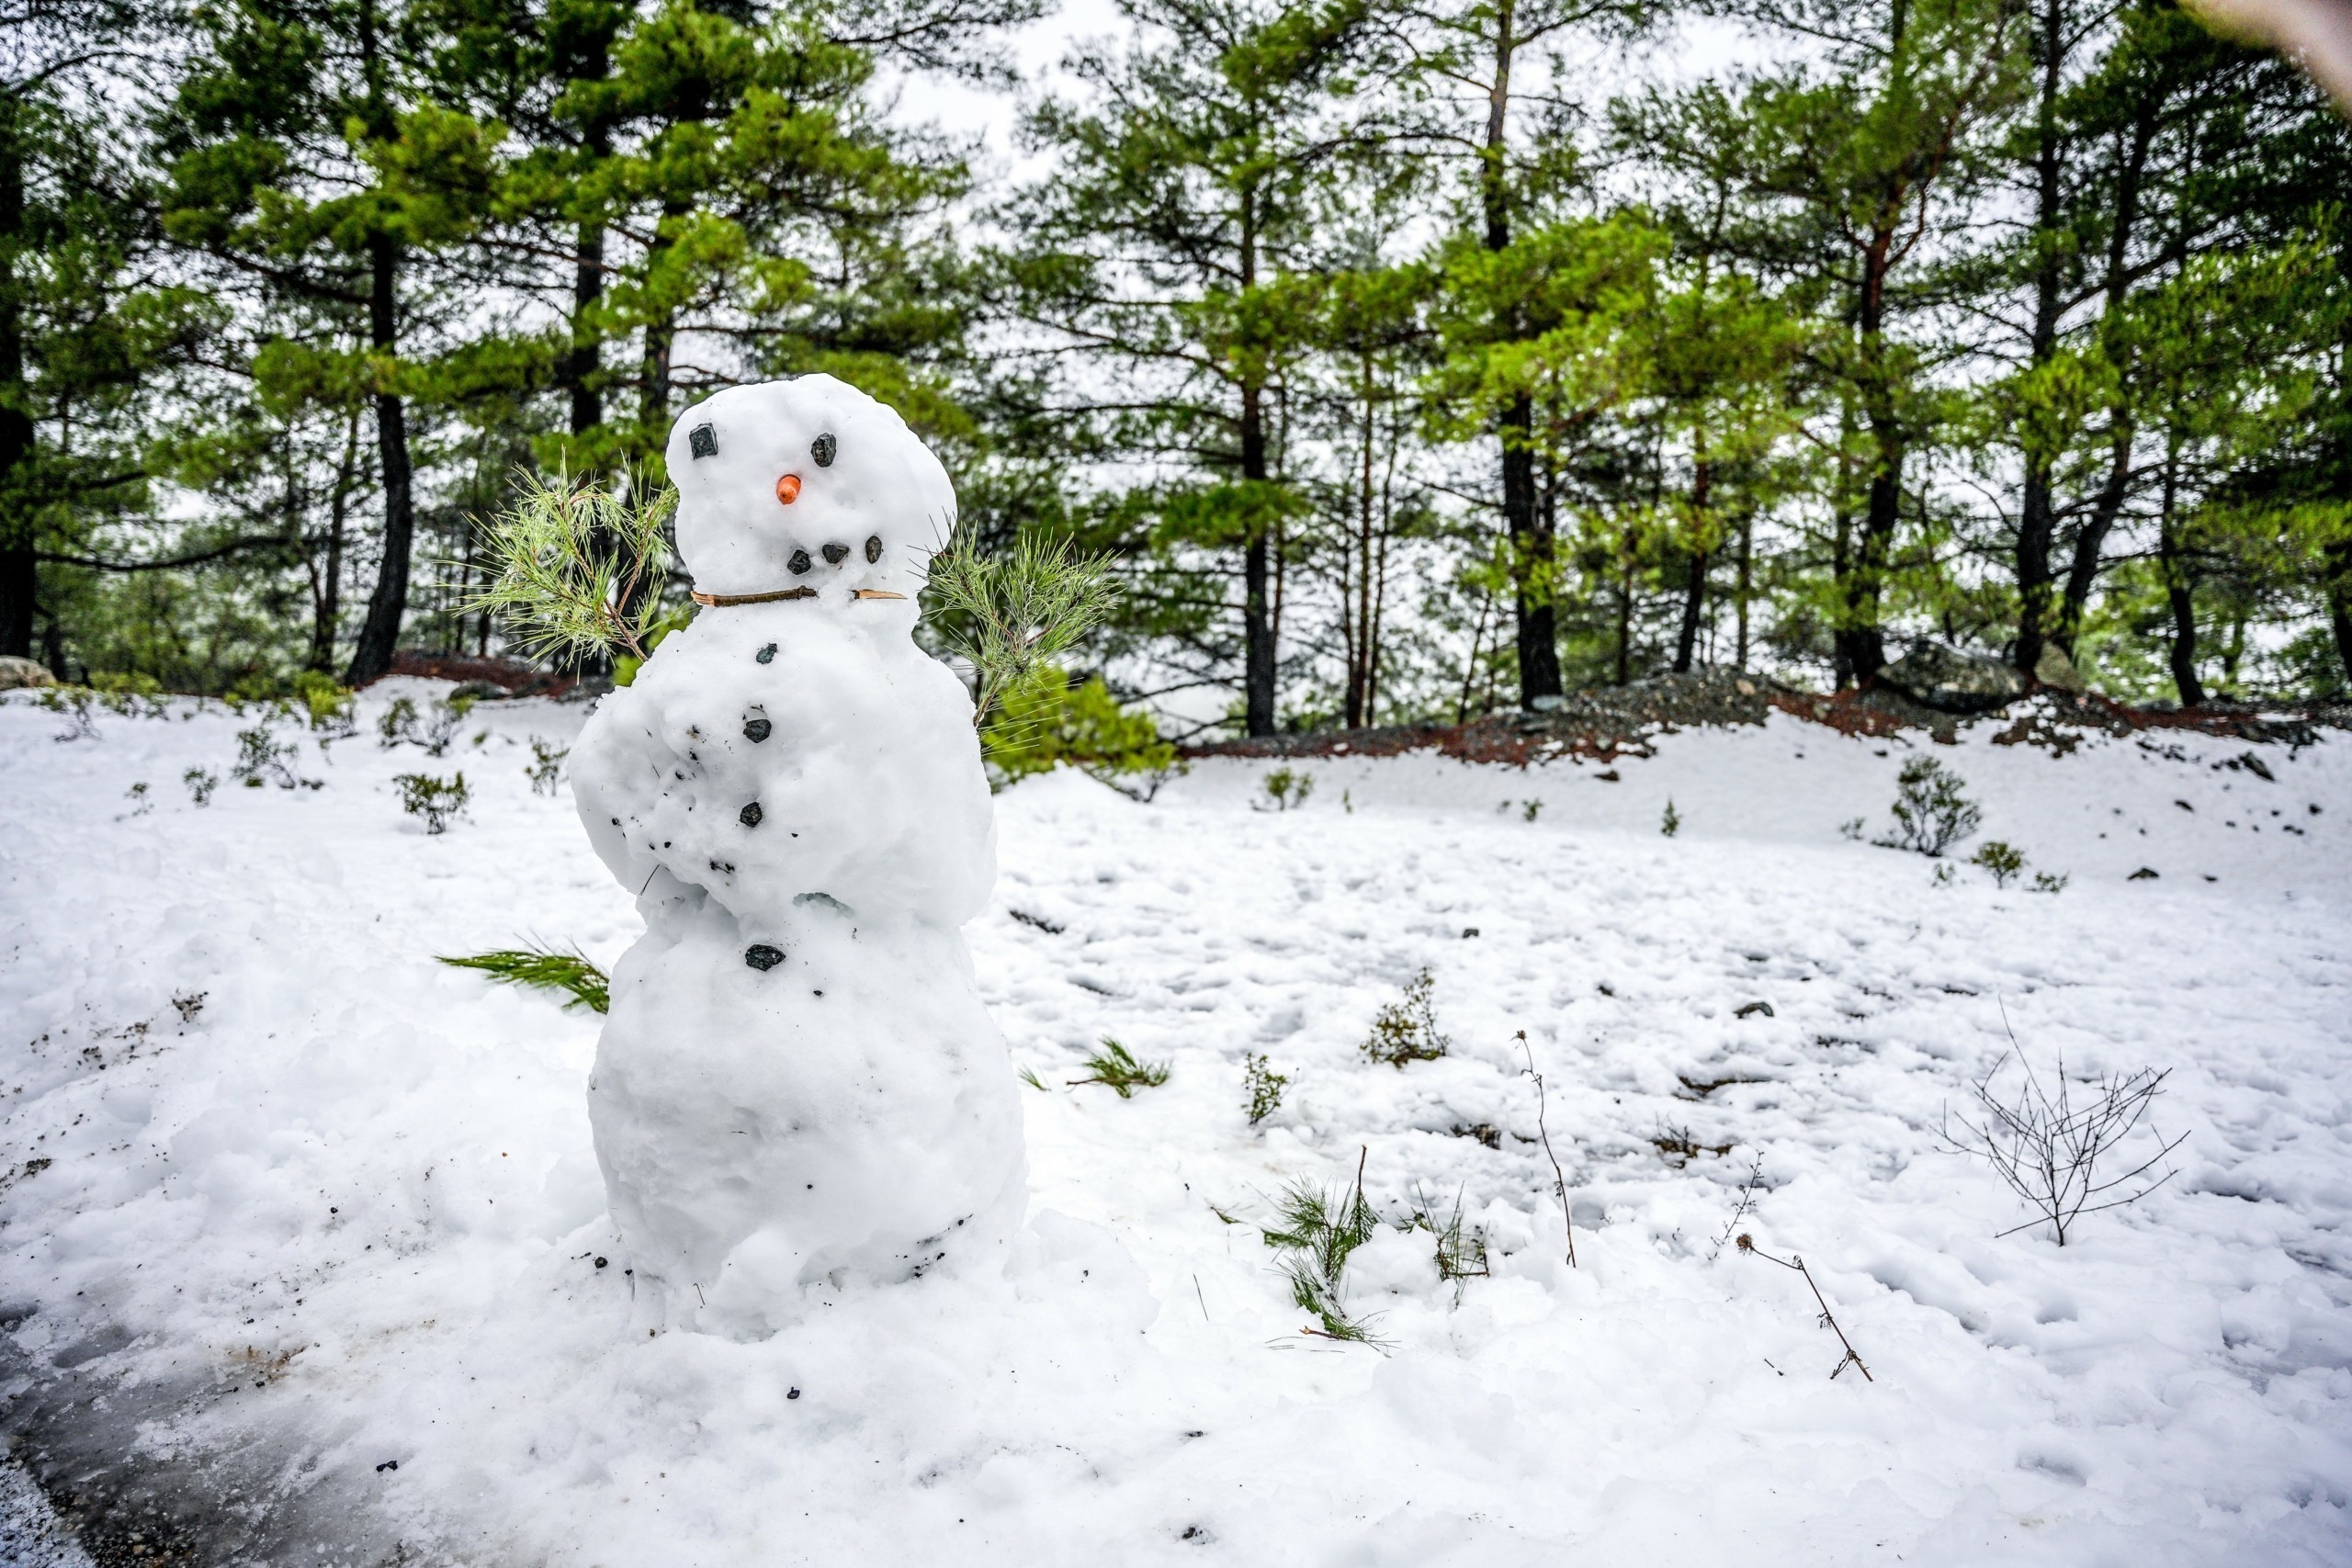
[775,472,802,505]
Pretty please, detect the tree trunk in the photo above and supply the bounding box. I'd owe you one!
[311,408,360,671]
[1477,0,1558,708]
[571,218,605,437]
[1240,378,1276,734]
[344,231,415,684]
[1840,229,1901,686]
[1673,457,1711,674]
[2327,536,2352,692]
[2158,457,2200,706]
[1344,357,1373,728]
[2014,0,2065,678]
[0,102,34,660]
[1735,511,1753,670]
[2054,97,2155,657]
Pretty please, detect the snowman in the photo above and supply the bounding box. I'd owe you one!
[568,376,1025,1336]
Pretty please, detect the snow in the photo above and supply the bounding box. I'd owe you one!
[3,683,2350,1565]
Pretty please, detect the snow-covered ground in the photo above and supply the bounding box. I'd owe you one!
[3,683,2349,1565]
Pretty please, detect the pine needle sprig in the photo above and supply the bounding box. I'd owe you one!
[1261,1147,1390,1348]
[440,942,610,1013]
[463,468,676,664]
[1068,1037,1170,1098]
[924,528,1121,728]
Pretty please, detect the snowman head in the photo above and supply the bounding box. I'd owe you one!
[666,377,956,618]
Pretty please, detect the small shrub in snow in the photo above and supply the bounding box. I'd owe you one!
[1971,840,2026,888]
[378,695,420,748]
[440,942,609,1012]
[1069,1038,1169,1098]
[1941,1043,2186,1247]
[293,671,356,736]
[394,772,470,834]
[421,696,470,756]
[1521,798,1543,822]
[1257,766,1314,812]
[1878,758,1981,857]
[526,738,569,796]
[1242,1053,1287,1124]
[183,767,217,807]
[1261,1153,1385,1345]
[1363,968,1448,1068]
[232,727,301,789]
[121,782,152,818]
[2030,870,2069,894]
[1661,799,1680,837]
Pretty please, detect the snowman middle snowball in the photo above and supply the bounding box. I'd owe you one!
[569,376,1025,1337]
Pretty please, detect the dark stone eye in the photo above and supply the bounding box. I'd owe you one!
[788,549,811,575]
[688,423,718,459]
[744,943,785,972]
[865,535,883,563]
[743,716,772,743]
[820,542,848,565]
[755,642,775,664]
[739,801,763,828]
[811,433,836,467]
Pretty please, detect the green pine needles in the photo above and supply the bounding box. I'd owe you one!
[439,942,610,1013]
[1069,1037,1170,1098]
[465,468,677,664]
[1261,1152,1387,1347]
[925,529,1121,728]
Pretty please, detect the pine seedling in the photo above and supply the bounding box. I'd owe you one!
[440,942,610,1013]
[1521,798,1543,822]
[1261,1151,1387,1346]
[1243,1053,1287,1124]
[1971,840,2026,888]
[1363,968,1448,1068]
[2030,871,2070,894]
[1408,1184,1490,1304]
[1661,798,1680,837]
[1069,1038,1170,1098]
[394,773,470,834]
[184,767,217,807]
[463,468,677,664]
[924,527,1121,728]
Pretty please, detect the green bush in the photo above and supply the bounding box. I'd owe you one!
[394,772,470,834]
[981,670,1176,794]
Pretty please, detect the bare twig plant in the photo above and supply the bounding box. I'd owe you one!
[1736,1235,1873,1382]
[464,468,676,664]
[1708,1154,1767,1261]
[923,528,1121,728]
[1516,1030,1577,1269]
[1942,1015,2186,1246]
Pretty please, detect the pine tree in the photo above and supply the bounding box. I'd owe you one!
[1009,0,1380,736]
